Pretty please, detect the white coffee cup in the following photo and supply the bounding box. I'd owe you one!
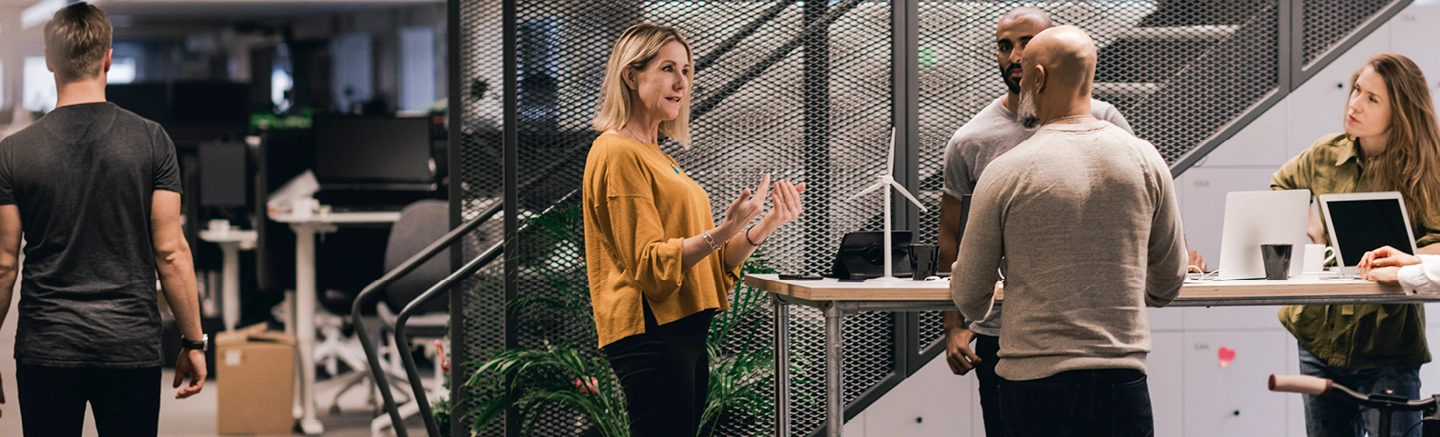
[1302,244,1337,273]
[207,219,230,235]
[292,197,316,219]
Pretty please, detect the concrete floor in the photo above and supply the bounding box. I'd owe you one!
[0,282,431,436]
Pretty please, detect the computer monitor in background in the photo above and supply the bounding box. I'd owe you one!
[313,116,434,191]
[107,83,171,124]
[172,82,251,127]
[199,141,248,208]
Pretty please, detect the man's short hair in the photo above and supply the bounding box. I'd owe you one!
[44,2,112,82]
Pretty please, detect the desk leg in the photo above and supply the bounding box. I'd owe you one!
[221,243,240,332]
[293,224,324,435]
[773,295,791,437]
[824,302,843,437]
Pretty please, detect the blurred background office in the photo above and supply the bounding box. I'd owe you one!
[0,0,448,435]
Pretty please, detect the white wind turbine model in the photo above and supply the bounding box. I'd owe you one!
[848,127,929,282]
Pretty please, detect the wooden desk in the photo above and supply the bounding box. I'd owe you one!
[744,273,1440,437]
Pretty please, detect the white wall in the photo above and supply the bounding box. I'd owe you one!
[851,2,1440,436]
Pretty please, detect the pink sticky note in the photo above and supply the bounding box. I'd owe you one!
[1218,347,1237,368]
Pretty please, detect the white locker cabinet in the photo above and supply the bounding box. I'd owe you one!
[1389,8,1440,114]
[1184,306,1285,331]
[860,355,976,437]
[1181,331,1291,437]
[1150,307,1185,332]
[1151,332,1186,437]
[1420,329,1440,402]
[1195,103,1290,169]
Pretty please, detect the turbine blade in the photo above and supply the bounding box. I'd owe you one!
[887,126,896,175]
[848,182,884,201]
[888,182,929,212]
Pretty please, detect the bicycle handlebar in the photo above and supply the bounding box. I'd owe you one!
[1270,374,1436,412]
[1269,374,1331,396]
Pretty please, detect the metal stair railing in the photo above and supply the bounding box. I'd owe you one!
[351,202,501,437]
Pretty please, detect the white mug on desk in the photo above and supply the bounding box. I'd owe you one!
[292,197,316,219]
[1302,244,1336,273]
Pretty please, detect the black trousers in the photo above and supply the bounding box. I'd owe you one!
[1000,368,1154,437]
[16,364,161,437]
[603,305,714,437]
[973,333,1005,437]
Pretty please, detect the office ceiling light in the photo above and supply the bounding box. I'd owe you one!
[22,0,101,30]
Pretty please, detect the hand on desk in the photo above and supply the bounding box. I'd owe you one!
[1187,249,1207,272]
[1359,245,1421,285]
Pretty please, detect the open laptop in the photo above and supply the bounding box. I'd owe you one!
[1319,192,1417,275]
[1217,190,1312,280]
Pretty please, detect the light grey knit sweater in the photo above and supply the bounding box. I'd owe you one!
[949,120,1187,381]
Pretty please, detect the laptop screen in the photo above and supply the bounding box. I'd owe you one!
[1326,197,1415,267]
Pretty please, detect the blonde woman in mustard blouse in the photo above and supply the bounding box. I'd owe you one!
[581,23,806,436]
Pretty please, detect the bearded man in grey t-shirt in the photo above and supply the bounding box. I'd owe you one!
[936,7,1133,436]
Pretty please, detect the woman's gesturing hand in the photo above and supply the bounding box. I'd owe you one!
[722,174,771,234]
[761,180,806,228]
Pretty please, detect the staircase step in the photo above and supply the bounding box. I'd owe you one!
[1093,82,1162,110]
[1136,0,1270,27]
[1096,37,1219,84]
[1114,25,1238,43]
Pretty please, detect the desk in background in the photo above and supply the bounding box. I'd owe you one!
[745,273,1440,437]
[198,229,256,332]
[270,210,400,435]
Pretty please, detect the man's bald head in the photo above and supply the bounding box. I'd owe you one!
[1016,25,1098,127]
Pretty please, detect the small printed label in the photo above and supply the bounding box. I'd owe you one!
[225,350,241,366]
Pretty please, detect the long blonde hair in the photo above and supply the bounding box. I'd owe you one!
[1355,53,1440,229]
[592,23,695,148]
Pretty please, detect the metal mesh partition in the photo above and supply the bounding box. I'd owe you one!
[455,1,900,435]
[455,0,1411,436]
[455,0,505,435]
[1304,0,1390,66]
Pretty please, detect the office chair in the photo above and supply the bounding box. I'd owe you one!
[371,199,453,436]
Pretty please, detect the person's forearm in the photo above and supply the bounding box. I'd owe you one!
[942,310,966,332]
[938,195,963,273]
[681,220,742,269]
[157,246,202,341]
[0,265,15,330]
[722,220,775,269]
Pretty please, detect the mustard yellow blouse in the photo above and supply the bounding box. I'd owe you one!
[582,133,740,347]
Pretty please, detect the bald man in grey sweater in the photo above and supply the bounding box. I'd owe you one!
[949,25,1187,437]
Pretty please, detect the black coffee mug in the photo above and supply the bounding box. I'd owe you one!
[909,244,939,280]
[1261,244,1293,280]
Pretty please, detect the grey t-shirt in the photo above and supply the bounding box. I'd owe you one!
[941,96,1132,336]
[949,121,1187,380]
[0,102,182,368]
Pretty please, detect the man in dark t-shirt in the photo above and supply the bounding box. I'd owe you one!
[0,4,206,436]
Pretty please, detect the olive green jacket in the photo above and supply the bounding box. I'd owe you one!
[1272,133,1440,370]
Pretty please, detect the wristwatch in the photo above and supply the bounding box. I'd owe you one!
[181,334,208,352]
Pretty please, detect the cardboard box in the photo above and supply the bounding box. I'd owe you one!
[216,323,295,435]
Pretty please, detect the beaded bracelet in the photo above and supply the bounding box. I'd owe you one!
[745,227,766,247]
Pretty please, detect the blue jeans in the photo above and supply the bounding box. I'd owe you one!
[1298,345,1422,437]
[1000,368,1154,437]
